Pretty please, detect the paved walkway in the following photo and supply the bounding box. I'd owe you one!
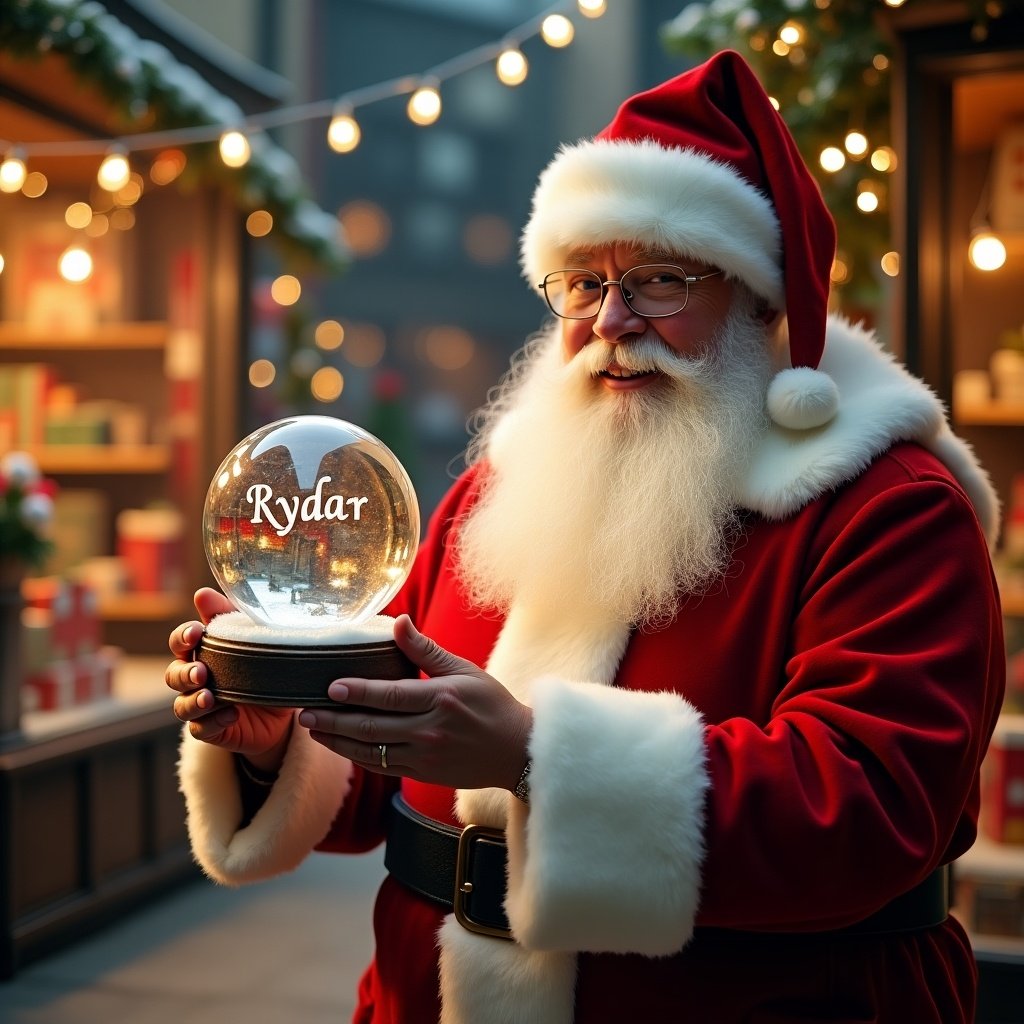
[0,849,386,1024]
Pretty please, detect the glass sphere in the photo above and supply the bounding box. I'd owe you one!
[203,416,419,630]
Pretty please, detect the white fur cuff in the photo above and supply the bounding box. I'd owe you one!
[177,716,352,886]
[504,679,709,954]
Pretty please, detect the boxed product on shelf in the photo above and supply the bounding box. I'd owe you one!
[0,362,56,445]
[981,714,1024,844]
[43,488,110,577]
[21,575,100,661]
[116,506,184,594]
[955,870,1024,939]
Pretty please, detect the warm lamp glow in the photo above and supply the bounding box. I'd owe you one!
[496,48,528,86]
[65,202,93,229]
[59,247,93,282]
[328,112,361,153]
[246,210,274,237]
[248,359,277,388]
[844,131,868,157]
[315,319,345,350]
[577,0,607,16]
[779,21,804,45]
[881,251,900,277]
[97,151,131,191]
[541,14,574,47]
[856,184,880,213]
[969,232,1007,272]
[22,171,47,197]
[271,274,302,305]
[219,130,251,168]
[311,366,345,403]
[820,146,846,173]
[408,86,442,126]
[0,154,28,193]
[870,147,897,172]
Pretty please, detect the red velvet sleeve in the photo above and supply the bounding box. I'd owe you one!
[697,454,1005,930]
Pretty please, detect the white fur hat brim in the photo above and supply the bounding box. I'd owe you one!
[520,138,784,310]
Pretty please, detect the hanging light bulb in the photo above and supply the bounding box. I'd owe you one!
[820,146,846,172]
[219,129,251,168]
[844,131,869,157]
[408,83,442,126]
[327,107,361,153]
[59,246,93,282]
[541,14,575,47]
[97,149,131,191]
[0,150,28,194]
[496,47,528,86]
[577,0,607,16]
[968,230,1007,272]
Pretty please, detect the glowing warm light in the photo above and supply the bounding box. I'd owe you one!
[969,232,1007,272]
[150,149,186,185]
[270,274,302,305]
[110,207,136,231]
[830,255,850,284]
[772,39,791,57]
[315,319,345,350]
[246,210,274,237]
[496,48,528,86]
[844,131,868,157]
[779,21,804,45]
[59,247,93,282]
[884,0,906,7]
[408,85,442,126]
[311,366,345,403]
[219,130,251,168]
[820,146,846,173]
[338,200,391,257]
[881,251,900,277]
[0,154,27,193]
[85,214,109,238]
[248,359,276,388]
[577,0,607,16]
[870,146,897,172]
[343,323,386,368]
[328,112,361,153]
[22,171,47,197]
[0,254,5,274]
[65,202,93,229]
[97,151,131,191]
[856,185,879,213]
[115,173,144,206]
[769,96,781,111]
[873,54,890,71]
[541,14,574,47]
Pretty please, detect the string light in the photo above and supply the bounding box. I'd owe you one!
[22,170,48,197]
[219,129,251,168]
[844,131,869,157]
[870,146,897,172]
[65,201,93,229]
[97,149,130,191]
[856,181,880,213]
[327,108,361,153]
[496,47,529,86]
[408,83,442,126]
[969,231,1007,272]
[541,14,575,47]
[0,151,27,193]
[820,146,846,173]
[577,0,607,15]
[779,21,804,45]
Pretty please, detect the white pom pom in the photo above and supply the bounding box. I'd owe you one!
[766,367,839,430]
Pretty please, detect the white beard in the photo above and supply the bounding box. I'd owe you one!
[455,297,774,628]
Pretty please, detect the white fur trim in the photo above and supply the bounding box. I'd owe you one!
[504,679,708,954]
[438,916,576,1024]
[766,366,840,429]
[177,715,352,886]
[737,314,1001,547]
[521,139,783,309]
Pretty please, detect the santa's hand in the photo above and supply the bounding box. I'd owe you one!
[297,614,532,791]
[165,587,293,764]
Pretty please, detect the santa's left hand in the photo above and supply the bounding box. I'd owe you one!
[296,614,532,792]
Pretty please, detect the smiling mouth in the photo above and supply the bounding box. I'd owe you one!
[597,365,658,381]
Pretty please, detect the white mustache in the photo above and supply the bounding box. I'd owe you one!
[570,337,712,383]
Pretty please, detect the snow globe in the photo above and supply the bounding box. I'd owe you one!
[197,415,420,707]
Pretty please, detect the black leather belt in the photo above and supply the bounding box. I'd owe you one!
[384,793,950,942]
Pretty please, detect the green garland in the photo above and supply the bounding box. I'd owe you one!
[0,0,347,272]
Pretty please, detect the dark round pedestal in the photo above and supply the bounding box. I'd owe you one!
[198,634,417,708]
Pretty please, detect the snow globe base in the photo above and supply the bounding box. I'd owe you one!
[197,612,415,709]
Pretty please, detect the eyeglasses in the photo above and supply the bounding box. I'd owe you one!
[539,264,723,320]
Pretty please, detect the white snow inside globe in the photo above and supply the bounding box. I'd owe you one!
[202,415,419,645]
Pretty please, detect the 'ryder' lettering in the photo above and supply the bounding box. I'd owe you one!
[246,476,369,536]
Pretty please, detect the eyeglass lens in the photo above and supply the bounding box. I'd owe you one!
[543,265,691,319]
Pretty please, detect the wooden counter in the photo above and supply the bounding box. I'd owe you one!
[0,658,198,978]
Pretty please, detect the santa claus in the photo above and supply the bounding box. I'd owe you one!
[167,51,1005,1023]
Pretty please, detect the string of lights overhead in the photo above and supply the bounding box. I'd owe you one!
[0,1,607,198]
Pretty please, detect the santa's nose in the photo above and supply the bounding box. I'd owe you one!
[591,283,646,343]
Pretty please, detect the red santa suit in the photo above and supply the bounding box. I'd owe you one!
[177,53,1005,1024]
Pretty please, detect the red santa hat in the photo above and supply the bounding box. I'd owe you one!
[520,50,840,430]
